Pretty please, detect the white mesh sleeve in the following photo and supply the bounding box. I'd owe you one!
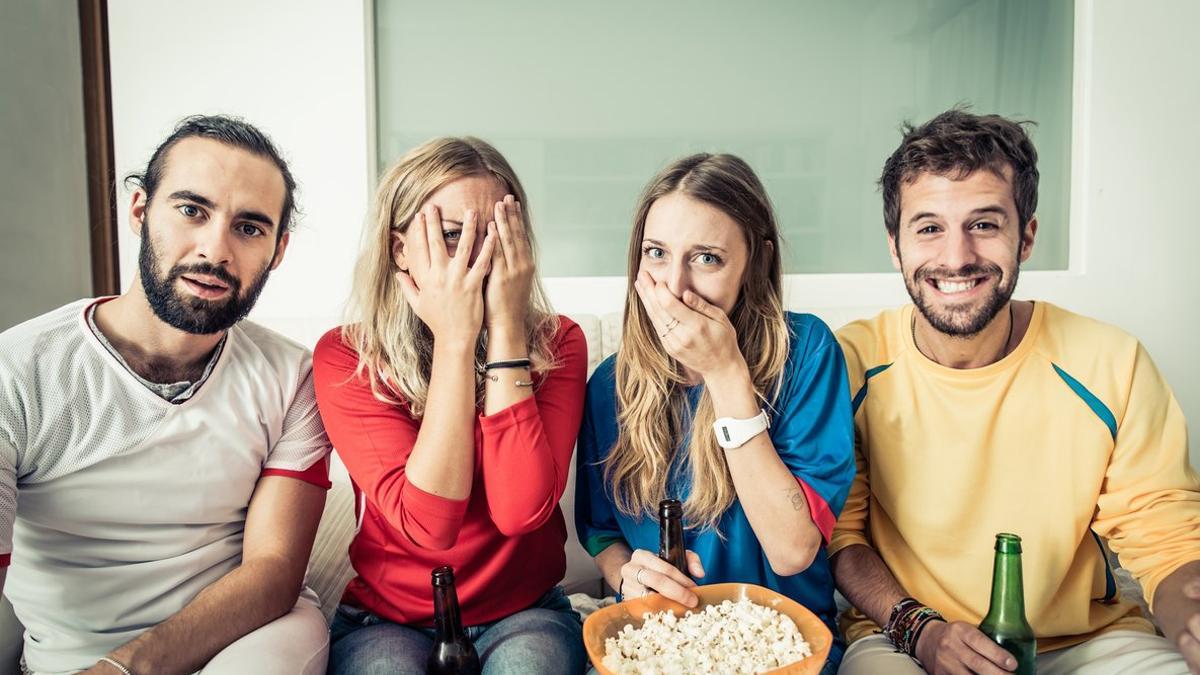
[265,366,331,475]
[0,418,17,563]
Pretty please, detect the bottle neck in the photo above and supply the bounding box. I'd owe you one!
[985,551,1028,624]
[660,516,681,549]
[433,583,466,640]
[660,521,689,578]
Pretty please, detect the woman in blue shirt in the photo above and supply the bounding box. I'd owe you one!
[575,153,856,671]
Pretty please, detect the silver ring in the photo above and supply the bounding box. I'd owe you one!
[659,317,680,338]
[635,567,647,588]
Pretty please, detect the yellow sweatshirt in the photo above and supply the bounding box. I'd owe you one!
[830,301,1200,651]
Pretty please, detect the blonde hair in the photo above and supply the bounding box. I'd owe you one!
[344,137,559,415]
[604,154,791,531]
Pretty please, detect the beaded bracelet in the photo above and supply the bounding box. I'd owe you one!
[883,597,921,643]
[903,608,943,653]
[883,597,945,660]
[910,610,945,654]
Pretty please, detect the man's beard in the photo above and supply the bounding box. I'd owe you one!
[902,260,1019,338]
[138,221,273,335]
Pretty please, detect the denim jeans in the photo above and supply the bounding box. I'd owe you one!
[329,586,586,675]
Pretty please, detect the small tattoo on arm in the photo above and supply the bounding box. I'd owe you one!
[787,488,807,512]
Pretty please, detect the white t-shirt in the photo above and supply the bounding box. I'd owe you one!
[0,298,331,675]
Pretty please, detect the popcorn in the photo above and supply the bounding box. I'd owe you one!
[601,597,812,674]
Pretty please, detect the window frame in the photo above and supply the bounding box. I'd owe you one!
[364,0,1092,317]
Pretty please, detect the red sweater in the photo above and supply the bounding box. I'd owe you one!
[312,317,587,627]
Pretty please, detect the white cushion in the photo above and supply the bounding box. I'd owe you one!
[306,481,357,622]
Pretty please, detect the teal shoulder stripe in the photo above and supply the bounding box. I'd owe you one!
[1052,363,1118,440]
[852,363,893,416]
[583,533,625,557]
[1090,530,1118,603]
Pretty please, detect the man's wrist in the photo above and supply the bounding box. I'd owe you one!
[911,613,944,661]
[98,651,138,675]
[883,597,945,661]
[912,618,943,665]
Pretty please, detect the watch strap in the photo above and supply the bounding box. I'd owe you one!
[712,409,770,449]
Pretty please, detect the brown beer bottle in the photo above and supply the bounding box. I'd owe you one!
[427,566,481,675]
[658,499,689,577]
[978,533,1037,675]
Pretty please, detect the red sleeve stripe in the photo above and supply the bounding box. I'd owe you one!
[795,476,836,543]
[0,553,10,567]
[262,460,332,490]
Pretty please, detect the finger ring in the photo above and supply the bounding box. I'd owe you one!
[659,317,680,338]
[635,567,647,588]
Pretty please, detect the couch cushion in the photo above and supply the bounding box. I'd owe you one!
[307,481,358,622]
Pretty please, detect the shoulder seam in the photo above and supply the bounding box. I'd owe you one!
[851,363,894,416]
[1051,362,1118,441]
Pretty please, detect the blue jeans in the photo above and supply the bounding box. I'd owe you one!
[329,586,586,675]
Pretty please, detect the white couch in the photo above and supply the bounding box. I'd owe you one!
[0,305,1154,673]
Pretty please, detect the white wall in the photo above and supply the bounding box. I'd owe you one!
[108,0,371,329]
[108,0,1199,467]
[0,1,92,331]
[1022,0,1200,466]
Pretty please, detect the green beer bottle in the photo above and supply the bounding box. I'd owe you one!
[979,533,1037,675]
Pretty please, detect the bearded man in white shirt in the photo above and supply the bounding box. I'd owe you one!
[0,115,332,675]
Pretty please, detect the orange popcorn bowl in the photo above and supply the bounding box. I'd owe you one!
[583,582,833,674]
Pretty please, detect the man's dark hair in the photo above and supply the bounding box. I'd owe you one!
[880,107,1039,240]
[125,115,298,241]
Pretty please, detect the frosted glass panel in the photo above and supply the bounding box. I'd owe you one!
[375,0,1073,275]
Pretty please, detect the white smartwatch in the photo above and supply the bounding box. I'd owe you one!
[712,409,770,450]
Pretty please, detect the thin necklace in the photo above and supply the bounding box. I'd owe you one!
[912,302,1015,366]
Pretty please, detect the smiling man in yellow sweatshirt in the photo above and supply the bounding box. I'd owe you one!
[831,109,1200,675]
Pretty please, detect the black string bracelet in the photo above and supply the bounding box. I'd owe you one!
[484,358,531,371]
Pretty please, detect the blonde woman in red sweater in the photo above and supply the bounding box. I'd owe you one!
[313,137,587,674]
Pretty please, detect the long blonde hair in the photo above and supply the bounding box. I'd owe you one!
[344,137,559,415]
[604,154,791,531]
